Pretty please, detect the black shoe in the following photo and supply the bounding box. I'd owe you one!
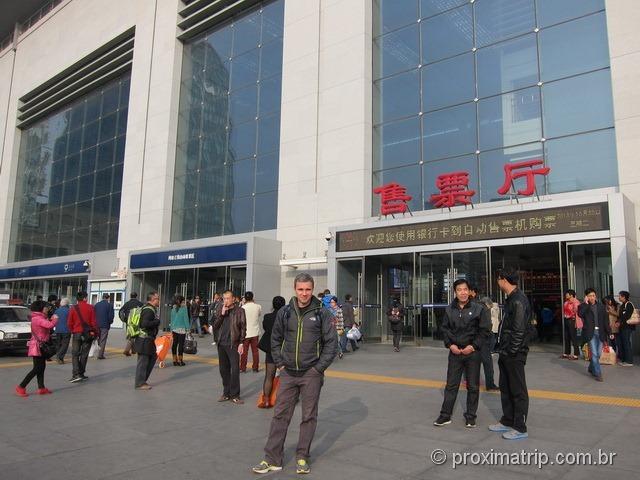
[97,356,105,360]
[465,418,477,428]
[434,416,451,427]
[485,384,499,392]
[80,375,89,381]
[69,376,82,383]
[179,361,186,366]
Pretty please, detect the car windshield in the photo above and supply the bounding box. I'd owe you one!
[0,308,30,322]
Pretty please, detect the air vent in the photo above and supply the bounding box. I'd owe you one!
[17,28,135,128]
[177,0,261,41]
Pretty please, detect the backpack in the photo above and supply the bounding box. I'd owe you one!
[126,306,150,339]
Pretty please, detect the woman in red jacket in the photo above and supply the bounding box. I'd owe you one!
[15,300,58,397]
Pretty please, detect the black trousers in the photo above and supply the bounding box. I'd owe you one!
[563,318,580,356]
[439,350,481,421]
[480,333,496,387]
[171,332,186,355]
[71,334,92,377]
[20,356,46,389]
[392,330,401,349]
[56,333,71,361]
[218,344,240,399]
[135,352,157,387]
[498,353,529,433]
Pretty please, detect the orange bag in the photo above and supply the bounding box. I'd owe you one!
[257,375,280,408]
[155,334,173,368]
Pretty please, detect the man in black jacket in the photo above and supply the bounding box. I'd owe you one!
[617,290,635,366]
[489,269,532,440]
[252,273,337,475]
[434,279,491,428]
[134,292,160,390]
[578,288,613,381]
[120,292,143,356]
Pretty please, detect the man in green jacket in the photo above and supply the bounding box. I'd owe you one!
[252,273,337,475]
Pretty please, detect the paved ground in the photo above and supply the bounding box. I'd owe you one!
[1,329,638,480]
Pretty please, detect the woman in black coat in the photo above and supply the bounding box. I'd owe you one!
[258,295,286,408]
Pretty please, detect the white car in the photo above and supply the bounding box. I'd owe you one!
[0,306,32,352]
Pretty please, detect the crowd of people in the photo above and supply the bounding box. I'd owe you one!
[11,269,636,474]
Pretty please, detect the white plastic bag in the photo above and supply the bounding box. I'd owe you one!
[88,340,97,358]
[346,326,362,341]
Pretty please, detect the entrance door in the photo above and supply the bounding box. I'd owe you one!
[566,242,612,297]
[417,249,487,343]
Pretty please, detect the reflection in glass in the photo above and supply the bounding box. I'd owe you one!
[373,117,421,171]
[374,0,418,36]
[374,24,420,79]
[536,0,604,28]
[542,69,614,138]
[422,53,475,111]
[421,5,472,64]
[422,102,476,161]
[374,70,420,124]
[539,13,610,82]
[475,0,535,47]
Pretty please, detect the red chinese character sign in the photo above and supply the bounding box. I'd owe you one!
[429,171,476,209]
[373,182,412,217]
[497,159,550,197]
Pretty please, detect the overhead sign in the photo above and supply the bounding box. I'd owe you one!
[337,203,609,252]
[0,260,89,281]
[130,243,247,269]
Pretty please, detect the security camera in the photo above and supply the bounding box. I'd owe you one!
[325,232,333,242]
[83,260,91,269]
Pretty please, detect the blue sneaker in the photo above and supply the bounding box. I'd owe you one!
[502,430,528,440]
[488,423,511,432]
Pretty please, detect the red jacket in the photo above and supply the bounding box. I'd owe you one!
[67,300,99,335]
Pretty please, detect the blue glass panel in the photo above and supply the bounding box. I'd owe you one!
[92,195,111,225]
[422,102,476,161]
[539,13,610,82]
[224,196,254,234]
[422,53,475,111]
[85,96,100,123]
[536,0,604,28]
[545,129,617,193]
[478,87,541,151]
[255,152,279,194]
[421,5,473,64]
[475,0,535,47]
[77,174,95,202]
[254,191,277,230]
[230,49,260,91]
[233,11,261,56]
[260,38,283,79]
[117,108,128,136]
[421,0,467,19]
[229,85,258,124]
[97,140,115,170]
[94,168,113,197]
[374,70,420,124]
[374,0,418,36]
[65,153,80,179]
[374,24,420,79]
[542,69,614,138]
[99,113,117,142]
[112,163,124,193]
[374,117,421,170]
[82,121,99,149]
[259,74,281,115]
[207,25,233,60]
[477,33,538,98]
[262,0,284,42]
[228,121,257,161]
[62,178,78,205]
[230,158,255,198]
[101,84,119,115]
[257,113,280,155]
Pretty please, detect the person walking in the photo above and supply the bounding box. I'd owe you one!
[489,269,532,440]
[53,298,71,364]
[67,291,99,383]
[170,295,190,366]
[387,299,404,352]
[15,301,58,397]
[241,291,262,373]
[329,296,345,359]
[190,295,203,337]
[134,292,161,390]
[341,294,359,353]
[578,288,613,382]
[478,297,499,391]
[212,290,246,404]
[434,280,491,428]
[120,292,143,356]
[562,290,581,360]
[617,290,635,366]
[258,295,286,408]
[252,273,337,475]
[94,293,114,359]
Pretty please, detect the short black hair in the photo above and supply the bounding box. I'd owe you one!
[130,292,138,298]
[76,291,88,301]
[497,268,519,286]
[453,278,470,290]
[47,294,58,302]
[619,290,630,301]
[585,288,596,296]
[345,294,352,301]
[30,300,49,312]
[102,293,110,299]
[565,289,576,297]
[272,296,286,311]
[330,296,339,304]
[244,291,254,301]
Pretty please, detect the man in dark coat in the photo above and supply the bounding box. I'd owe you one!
[94,293,114,359]
[134,292,160,390]
[388,298,404,352]
[578,288,613,382]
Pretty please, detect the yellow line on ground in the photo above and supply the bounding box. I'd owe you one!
[0,361,32,368]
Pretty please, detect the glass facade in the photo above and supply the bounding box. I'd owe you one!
[172,0,284,240]
[373,0,615,213]
[10,75,131,261]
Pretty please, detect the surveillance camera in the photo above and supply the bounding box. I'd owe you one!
[83,260,90,269]
[325,233,333,242]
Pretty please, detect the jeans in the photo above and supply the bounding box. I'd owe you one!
[498,353,529,433]
[135,352,157,387]
[589,334,604,377]
[191,317,201,335]
[71,334,92,378]
[619,328,633,364]
[20,356,46,389]
[340,332,358,352]
[264,368,324,466]
[56,333,71,361]
[98,328,110,358]
[480,333,496,387]
[440,350,481,421]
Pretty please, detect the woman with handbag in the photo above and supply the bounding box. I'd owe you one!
[170,295,190,366]
[257,296,285,408]
[15,300,58,397]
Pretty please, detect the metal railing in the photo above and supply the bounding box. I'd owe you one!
[0,0,64,54]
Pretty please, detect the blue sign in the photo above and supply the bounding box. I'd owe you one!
[130,243,247,270]
[0,260,89,281]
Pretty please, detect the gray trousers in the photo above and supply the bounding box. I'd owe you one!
[135,352,157,387]
[264,368,324,466]
[98,328,110,358]
[71,334,92,378]
[56,333,71,361]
